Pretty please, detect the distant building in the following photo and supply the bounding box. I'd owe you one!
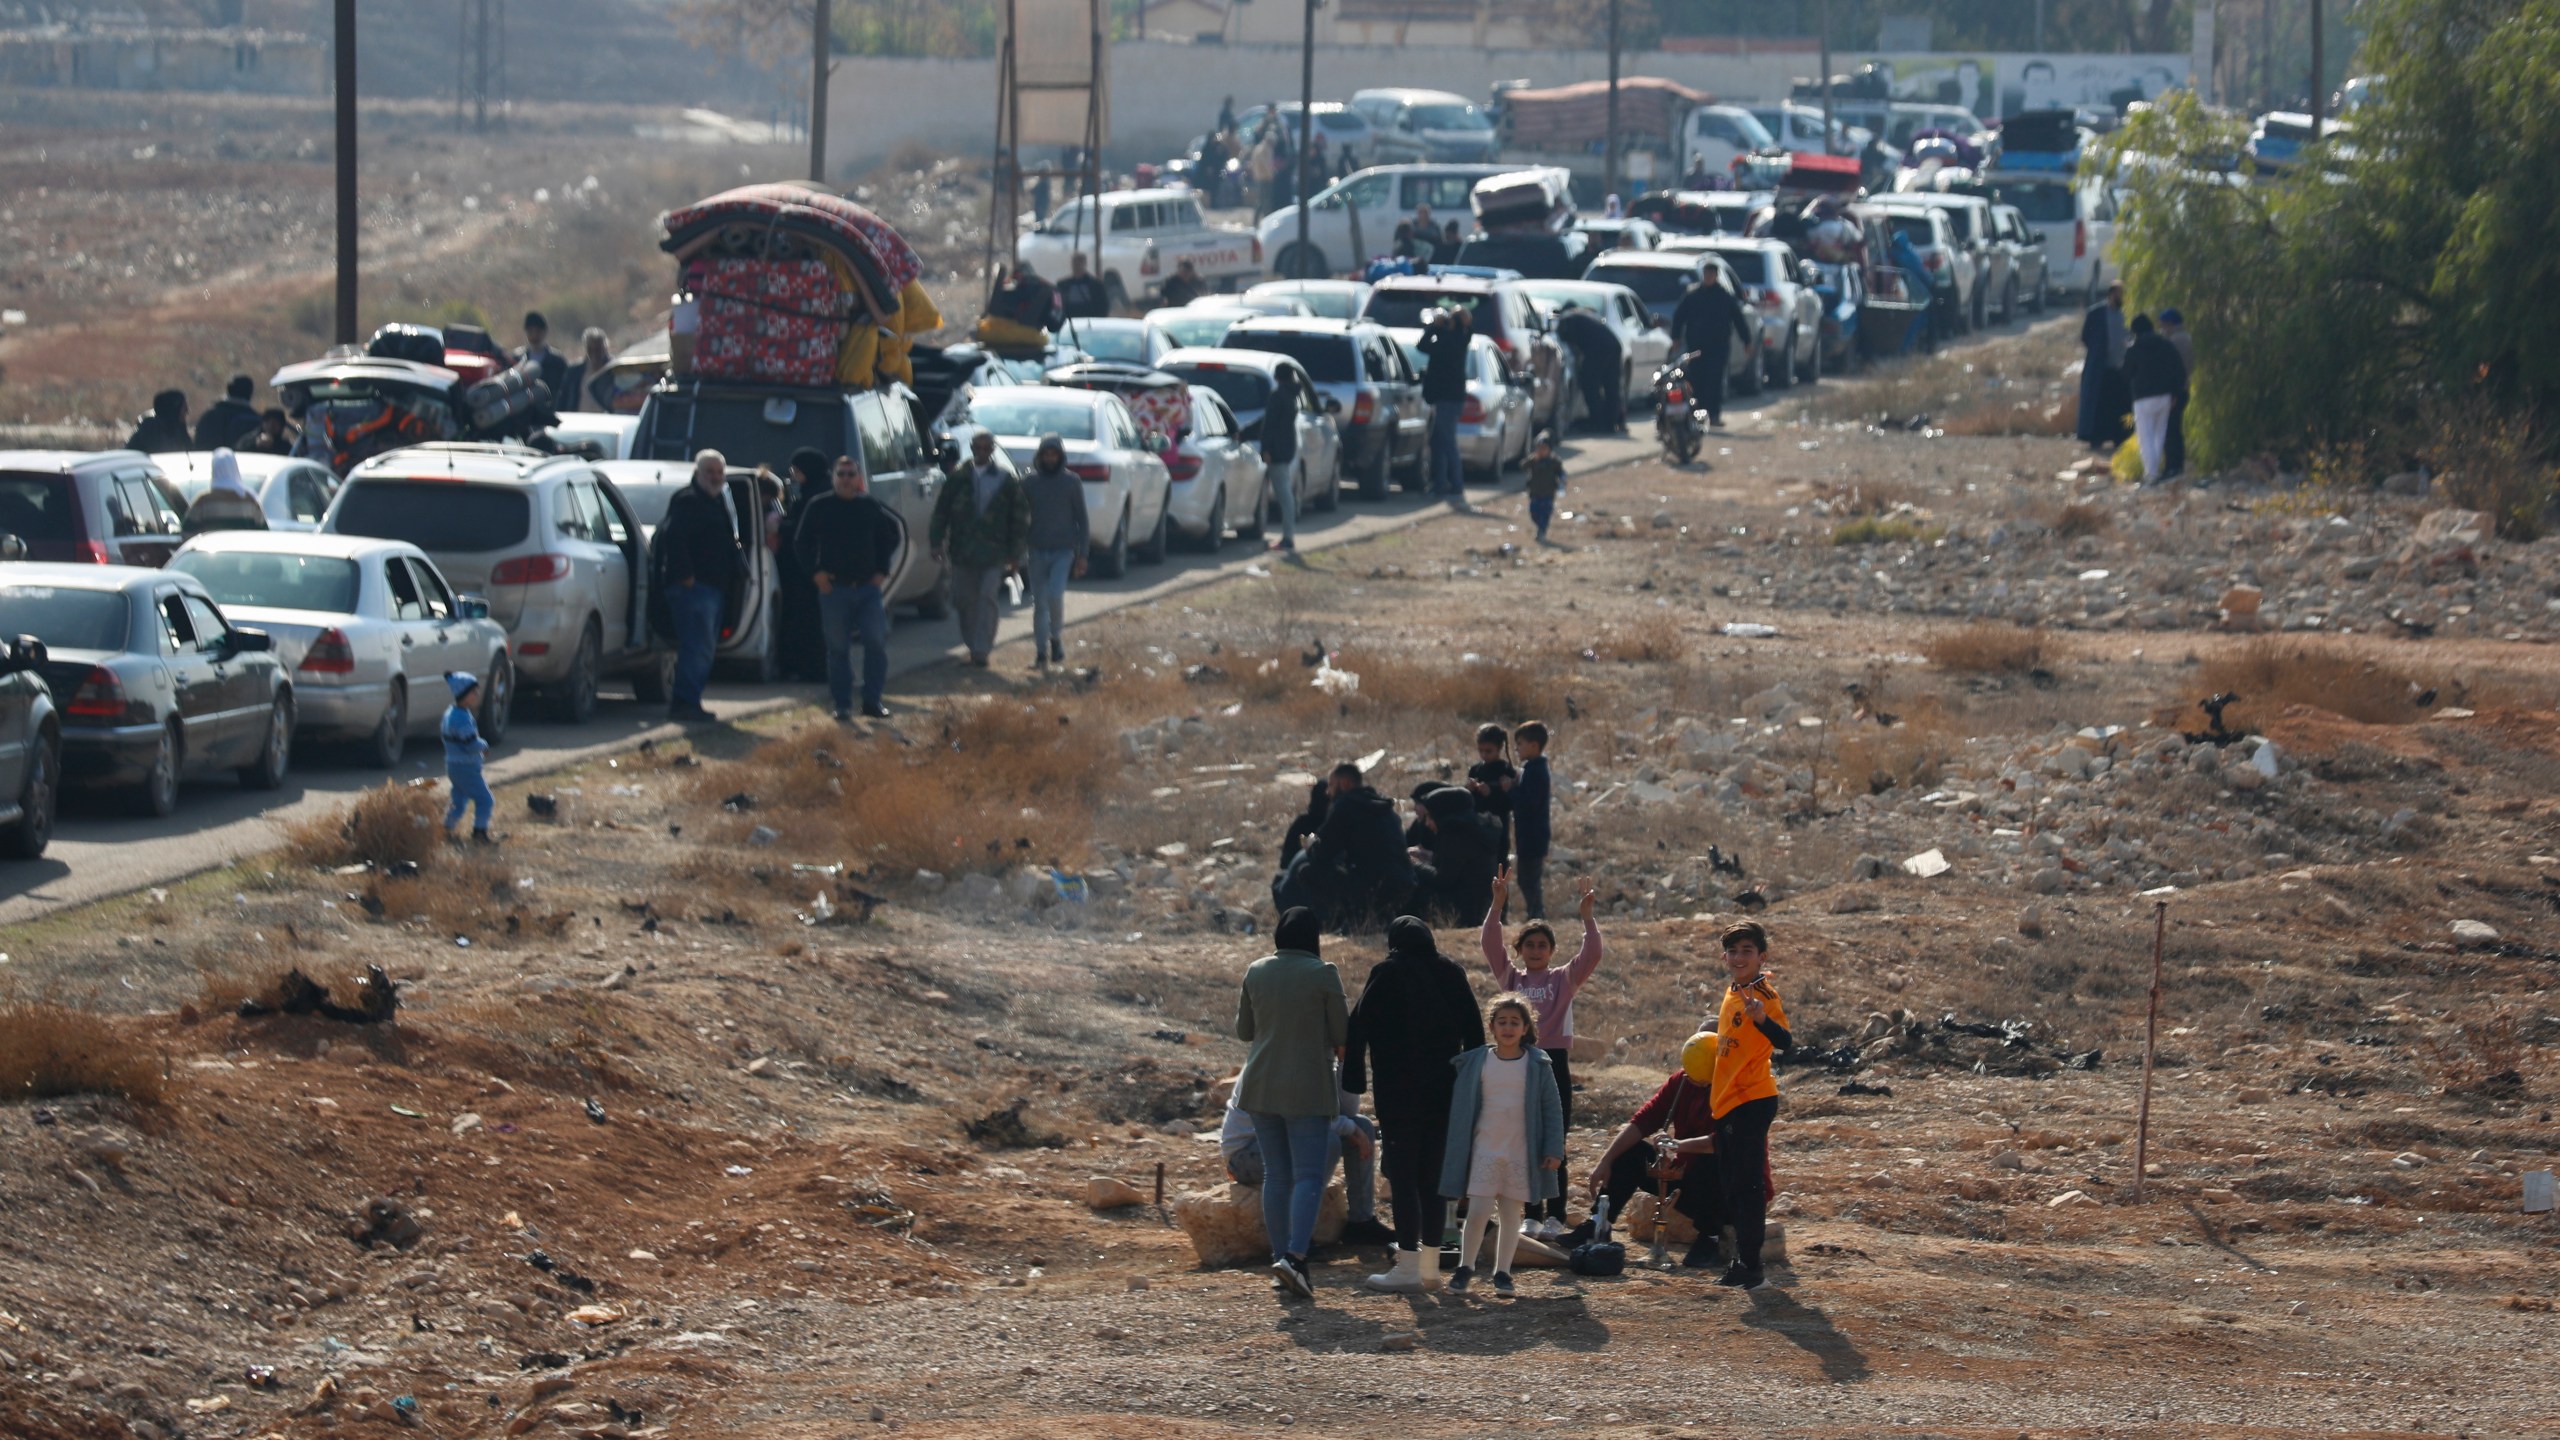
[1205,0,1561,51]
[0,22,325,93]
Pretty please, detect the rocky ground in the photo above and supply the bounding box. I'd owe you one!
[4,307,2560,1439]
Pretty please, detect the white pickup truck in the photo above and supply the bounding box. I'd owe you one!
[1016,189,1262,311]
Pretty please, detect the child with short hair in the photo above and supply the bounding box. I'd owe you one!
[1511,720,1554,919]
[1438,993,1565,1297]
[441,672,494,843]
[1483,868,1601,1234]
[1706,920,1792,1289]
[1467,721,1516,857]
[1523,433,1564,541]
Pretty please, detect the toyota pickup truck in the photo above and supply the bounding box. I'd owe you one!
[1016,189,1261,311]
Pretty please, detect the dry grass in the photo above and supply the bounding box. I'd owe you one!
[1924,624,2049,675]
[286,780,446,871]
[2418,1013,2530,1102]
[2191,640,2432,728]
[1831,514,1945,546]
[368,848,523,934]
[1592,612,1688,664]
[1348,651,1544,722]
[1830,701,1962,795]
[2051,501,2112,540]
[1810,478,1921,517]
[0,1004,163,1104]
[1937,394,2077,437]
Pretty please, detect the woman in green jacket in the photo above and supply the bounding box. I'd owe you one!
[1234,906,1349,1298]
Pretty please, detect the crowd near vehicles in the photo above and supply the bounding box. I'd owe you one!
[157,452,342,533]
[1018,190,1262,309]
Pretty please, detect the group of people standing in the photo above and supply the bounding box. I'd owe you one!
[1274,720,1554,933]
[1232,901,1792,1299]
[2078,281,2195,484]
[1203,96,1360,217]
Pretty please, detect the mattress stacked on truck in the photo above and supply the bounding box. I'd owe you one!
[659,185,937,390]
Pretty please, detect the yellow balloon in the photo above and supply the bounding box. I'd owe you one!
[1681,1030,1718,1083]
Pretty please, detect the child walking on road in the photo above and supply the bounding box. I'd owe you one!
[1439,994,1565,1297]
[1482,867,1601,1233]
[441,672,494,843]
[1523,432,1564,541]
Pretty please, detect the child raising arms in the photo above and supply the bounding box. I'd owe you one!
[1438,994,1565,1297]
[1482,868,1601,1233]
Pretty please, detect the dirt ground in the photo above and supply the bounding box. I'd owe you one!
[1,300,2557,1439]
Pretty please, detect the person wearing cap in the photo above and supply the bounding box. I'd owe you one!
[125,389,190,453]
[2124,313,2186,485]
[518,311,567,396]
[793,450,902,719]
[1576,1068,1727,1266]
[1018,433,1088,669]
[182,449,268,535]
[441,671,495,843]
[194,375,263,450]
[2157,308,2193,479]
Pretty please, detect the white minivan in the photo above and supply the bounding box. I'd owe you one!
[1255,163,1520,280]
[1679,104,1781,180]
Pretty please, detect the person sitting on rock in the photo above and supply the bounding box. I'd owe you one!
[1273,761,1410,931]
[1574,1066,1727,1266]
[1217,1060,1394,1248]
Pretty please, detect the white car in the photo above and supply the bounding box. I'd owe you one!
[1578,251,1758,394]
[1244,279,1372,320]
[1146,305,1259,350]
[1514,279,1672,412]
[544,412,642,461]
[1692,238,1825,387]
[322,444,663,722]
[1747,102,1868,159]
[1157,348,1342,523]
[1678,104,1782,179]
[1233,102,1377,164]
[1984,169,2112,305]
[962,385,1173,580]
[1224,293,1316,319]
[168,531,515,765]
[1255,162,1521,279]
[1351,88,1502,164]
[156,451,341,533]
[1016,189,1261,310]
[1165,386,1268,550]
[1054,316,1178,368]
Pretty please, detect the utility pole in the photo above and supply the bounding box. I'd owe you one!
[334,0,357,344]
[1817,0,1832,153]
[2034,0,2046,50]
[1294,0,1315,277]
[2307,0,2324,132]
[1604,0,1620,201]
[808,0,830,181]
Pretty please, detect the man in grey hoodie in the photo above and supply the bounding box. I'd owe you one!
[1019,433,1089,668]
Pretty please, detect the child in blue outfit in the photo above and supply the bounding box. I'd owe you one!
[441,671,494,842]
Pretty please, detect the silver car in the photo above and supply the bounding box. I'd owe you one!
[323,444,662,722]
[169,531,514,765]
[1695,239,1825,387]
[1516,279,1674,413]
[1244,279,1373,321]
[1147,305,1260,349]
[157,451,342,533]
[1391,330,1532,479]
[604,460,785,680]
[1054,317,1178,367]
[963,386,1172,580]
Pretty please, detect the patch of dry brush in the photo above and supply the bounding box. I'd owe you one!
[0,1004,162,1104]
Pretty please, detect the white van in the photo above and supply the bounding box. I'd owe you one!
[1254,163,1521,279]
[1350,89,1502,164]
[1678,104,1780,181]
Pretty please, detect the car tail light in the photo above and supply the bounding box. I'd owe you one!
[1664,385,1686,405]
[1251,237,1263,265]
[76,540,111,564]
[1068,461,1110,483]
[63,665,124,720]
[1459,395,1484,424]
[490,553,570,584]
[517,642,550,656]
[1489,335,1516,356]
[1163,450,1202,482]
[1924,251,1945,271]
[1759,287,1784,311]
[2074,219,2087,259]
[299,627,356,675]
[1351,392,1375,425]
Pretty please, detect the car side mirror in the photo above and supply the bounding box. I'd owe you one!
[8,634,44,672]
[0,534,24,561]
[226,626,273,655]
[456,593,492,620]
[1322,396,1344,416]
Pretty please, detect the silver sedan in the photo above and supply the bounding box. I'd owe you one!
[168,531,514,766]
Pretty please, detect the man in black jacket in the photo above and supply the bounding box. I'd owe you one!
[193,376,262,450]
[124,390,190,453]
[1260,367,1300,552]
[794,452,903,719]
[2123,312,2187,486]
[1273,761,1412,929]
[1670,269,1754,428]
[1342,914,1486,1291]
[656,449,744,723]
[1056,253,1110,320]
[1552,303,1624,433]
[1416,305,1472,498]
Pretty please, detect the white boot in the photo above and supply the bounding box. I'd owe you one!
[1364,1246,1424,1293]
[1416,1244,1446,1291]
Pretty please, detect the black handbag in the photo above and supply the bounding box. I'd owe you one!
[1568,1194,1626,1276]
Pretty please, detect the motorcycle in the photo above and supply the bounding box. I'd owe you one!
[1652,359,1702,464]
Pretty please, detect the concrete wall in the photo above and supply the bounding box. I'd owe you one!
[0,26,327,93]
[826,39,1815,175]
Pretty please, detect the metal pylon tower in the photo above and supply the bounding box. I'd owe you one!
[456,0,507,132]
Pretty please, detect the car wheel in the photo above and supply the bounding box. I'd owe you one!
[1772,329,1797,388]
[1135,495,1170,564]
[130,722,180,818]
[1090,509,1130,579]
[550,620,604,721]
[480,654,514,744]
[1235,477,1267,542]
[910,569,950,619]
[1735,351,1763,397]
[1973,281,1988,332]
[2,729,57,859]
[1189,489,1227,552]
[367,680,407,769]
[1275,242,1328,280]
[1359,442,1391,501]
[241,692,292,789]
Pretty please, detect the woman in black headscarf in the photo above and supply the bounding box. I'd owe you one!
[773,447,830,681]
[1342,915,1484,1292]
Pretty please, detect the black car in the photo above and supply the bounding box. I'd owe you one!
[0,564,291,816]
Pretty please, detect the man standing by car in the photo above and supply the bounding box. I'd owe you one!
[1417,305,1472,500]
[519,311,569,397]
[794,452,902,719]
[125,389,190,453]
[1671,268,1753,430]
[1261,366,1301,553]
[658,449,744,722]
[194,376,263,450]
[1552,302,1625,434]
[1057,253,1111,320]
[930,431,1031,669]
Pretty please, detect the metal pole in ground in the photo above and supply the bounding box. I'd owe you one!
[333,0,357,345]
[1295,0,1315,276]
[808,0,830,182]
[2132,900,2168,1202]
[1604,0,1620,202]
[1818,0,1833,156]
[2308,0,2325,134]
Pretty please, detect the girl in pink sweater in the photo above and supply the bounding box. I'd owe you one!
[1481,865,1601,1235]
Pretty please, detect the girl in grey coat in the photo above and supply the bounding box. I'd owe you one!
[1438,993,1565,1295]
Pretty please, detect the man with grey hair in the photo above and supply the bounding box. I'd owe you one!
[655,448,743,721]
[561,328,613,413]
[1018,432,1089,668]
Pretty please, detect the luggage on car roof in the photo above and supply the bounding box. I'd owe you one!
[366,323,447,366]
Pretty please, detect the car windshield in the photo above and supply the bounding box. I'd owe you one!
[1155,311,1246,348]
[1727,111,1777,148]
[2002,182,2077,223]
[170,551,361,615]
[0,474,80,542]
[333,481,533,552]
[1583,265,1691,303]
[1221,331,1356,382]
[1057,321,1152,364]
[0,585,126,652]
[1256,287,1360,320]
[1363,290,1488,330]
[1711,249,1769,285]
[969,396,1099,441]
[1165,364,1273,413]
[1406,103,1492,132]
[1883,214,1941,245]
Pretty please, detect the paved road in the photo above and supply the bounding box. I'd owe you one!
[0,431,1657,924]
